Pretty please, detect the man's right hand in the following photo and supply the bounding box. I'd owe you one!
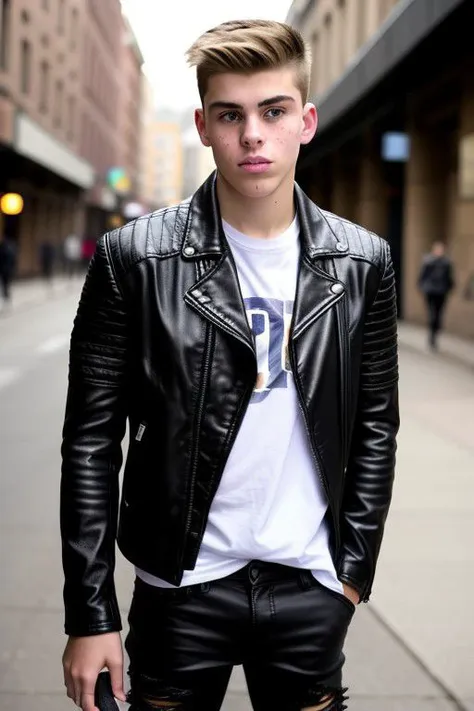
[62,632,126,711]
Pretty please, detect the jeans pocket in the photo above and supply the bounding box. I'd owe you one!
[298,571,355,615]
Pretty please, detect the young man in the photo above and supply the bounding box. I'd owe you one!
[61,19,399,711]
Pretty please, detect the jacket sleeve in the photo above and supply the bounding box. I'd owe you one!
[60,234,129,636]
[337,240,400,601]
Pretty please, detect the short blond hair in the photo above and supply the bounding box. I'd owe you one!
[186,19,311,104]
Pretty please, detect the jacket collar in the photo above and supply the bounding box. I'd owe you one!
[181,171,348,260]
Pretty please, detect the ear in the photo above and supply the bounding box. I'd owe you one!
[300,103,318,145]
[195,108,211,147]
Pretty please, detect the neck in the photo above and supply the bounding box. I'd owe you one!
[216,171,296,239]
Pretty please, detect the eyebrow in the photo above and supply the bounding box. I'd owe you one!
[208,95,296,111]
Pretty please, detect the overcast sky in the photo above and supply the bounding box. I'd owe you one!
[121,1,293,112]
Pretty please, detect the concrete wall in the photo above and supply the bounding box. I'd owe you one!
[294,0,403,97]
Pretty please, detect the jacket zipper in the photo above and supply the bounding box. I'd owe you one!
[183,324,215,539]
[135,422,147,442]
[336,297,349,468]
[289,342,341,555]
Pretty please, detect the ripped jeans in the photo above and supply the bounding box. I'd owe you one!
[124,561,354,711]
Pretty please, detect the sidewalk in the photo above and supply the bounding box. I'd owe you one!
[397,321,474,370]
[0,285,473,710]
[0,275,85,318]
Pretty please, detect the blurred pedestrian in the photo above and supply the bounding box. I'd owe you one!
[63,232,82,278]
[81,236,96,268]
[39,240,55,286]
[60,19,399,711]
[0,232,16,307]
[418,241,455,349]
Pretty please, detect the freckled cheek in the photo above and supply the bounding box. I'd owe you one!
[212,136,236,163]
[273,126,299,145]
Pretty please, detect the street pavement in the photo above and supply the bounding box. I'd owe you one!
[0,281,473,711]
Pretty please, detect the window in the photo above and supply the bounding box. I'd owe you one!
[58,0,65,33]
[67,95,75,140]
[54,80,64,127]
[70,7,78,49]
[323,13,333,87]
[0,0,11,70]
[20,40,31,94]
[357,0,367,48]
[310,32,319,96]
[39,61,49,112]
[337,0,347,74]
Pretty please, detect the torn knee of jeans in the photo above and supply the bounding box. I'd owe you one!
[301,685,349,711]
[126,675,192,710]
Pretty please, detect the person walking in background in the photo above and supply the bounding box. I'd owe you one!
[418,241,455,350]
[39,240,56,286]
[63,232,82,278]
[0,232,17,308]
[80,235,97,268]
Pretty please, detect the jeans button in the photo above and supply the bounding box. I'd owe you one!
[249,565,259,583]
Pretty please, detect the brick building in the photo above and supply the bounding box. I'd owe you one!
[81,0,144,237]
[0,0,147,275]
[288,0,474,338]
[0,0,93,274]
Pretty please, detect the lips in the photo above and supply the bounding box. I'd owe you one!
[238,156,272,174]
[239,156,271,166]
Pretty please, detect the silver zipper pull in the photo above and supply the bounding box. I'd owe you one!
[135,423,146,442]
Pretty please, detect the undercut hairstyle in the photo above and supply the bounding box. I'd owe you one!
[186,19,311,104]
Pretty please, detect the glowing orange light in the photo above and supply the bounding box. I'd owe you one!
[0,193,24,215]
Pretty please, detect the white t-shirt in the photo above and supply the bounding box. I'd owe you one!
[136,216,343,594]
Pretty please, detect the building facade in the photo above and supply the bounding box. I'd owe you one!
[117,15,143,206]
[0,0,94,274]
[81,0,145,237]
[138,75,159,212]
[288,0,474,338]
[182,124,215,200]
[0,0,147,274]
[80,0,122,238]
[153,121,184,208]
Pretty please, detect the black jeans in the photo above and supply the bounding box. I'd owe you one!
[425,293,447,345]
[0,272,12,301]
[125,561,354,711]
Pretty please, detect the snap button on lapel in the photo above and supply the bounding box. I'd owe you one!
[184,246,196,256]
[330,282,344,295]
[336,243,347,252]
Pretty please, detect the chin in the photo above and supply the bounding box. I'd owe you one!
[229,174,281,199]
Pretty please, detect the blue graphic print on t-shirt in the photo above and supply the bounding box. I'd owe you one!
[244,297,293,403]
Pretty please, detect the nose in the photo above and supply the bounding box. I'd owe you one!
[240,116,264,149]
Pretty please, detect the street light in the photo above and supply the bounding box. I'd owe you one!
[0,193,24,215]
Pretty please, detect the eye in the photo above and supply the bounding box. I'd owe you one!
[265,108,285,120]
[220,111,242,123]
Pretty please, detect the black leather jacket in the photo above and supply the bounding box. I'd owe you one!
[60,173,399,636]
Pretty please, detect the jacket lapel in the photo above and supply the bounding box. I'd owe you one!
[184,252,255,355]
[291,257,345,341]
[291,183,348,340]
[181,172,348,351]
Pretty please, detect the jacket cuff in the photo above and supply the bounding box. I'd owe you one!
[65,620,123,637]
[337,560,371,601]
[64,597,122,637]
